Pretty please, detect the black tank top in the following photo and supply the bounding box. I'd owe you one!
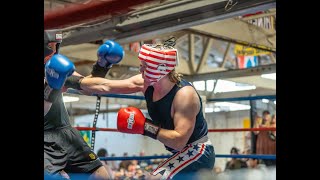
[145,79,208,153]
[44,93,71,130]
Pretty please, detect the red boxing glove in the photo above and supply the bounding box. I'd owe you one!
[117,107,160,139]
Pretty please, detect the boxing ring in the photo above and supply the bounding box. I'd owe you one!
[70,92,276,158]
[44,0,276,179]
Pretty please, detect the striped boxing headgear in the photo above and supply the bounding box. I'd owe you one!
[138,44,179,85]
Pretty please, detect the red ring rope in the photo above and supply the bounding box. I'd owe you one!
[75,127,276,132]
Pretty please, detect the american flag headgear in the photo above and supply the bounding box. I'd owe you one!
[138,44,179,85]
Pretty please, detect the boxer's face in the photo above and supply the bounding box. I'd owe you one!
[44,42,57,64]
[139,60,146,74]
[139,60,152,85]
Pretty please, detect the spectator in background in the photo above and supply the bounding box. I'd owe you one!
[269,114,276,140]
[245,155,268,180]
[254,110,276,167]
[246,157,266,169]
[213,166,222,174]
[124,161,137,179]
[137,150,152,170]
[110,153,119,171]
[241,148,251,163]
[119,152,131,171]
[225,147,247,171]
[266,114,276,166]
[97,148,114,179]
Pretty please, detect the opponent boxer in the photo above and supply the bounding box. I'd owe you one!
[76,42,215,179]
[44,29,124,180]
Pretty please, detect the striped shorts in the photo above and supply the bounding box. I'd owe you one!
[152,136,215,180]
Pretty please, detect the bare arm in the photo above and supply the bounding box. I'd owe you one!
[253,117,262,135]
[157,86,199,151]
[79,74,145,95]
[44,101,52,116]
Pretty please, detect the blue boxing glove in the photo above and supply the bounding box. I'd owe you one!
[91,40,124,77]
[44,54,75,103]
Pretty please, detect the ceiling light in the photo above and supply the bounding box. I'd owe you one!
[193,81,206,91]
[205,107,214,113]
[206,80,215,91]
[63,96,79,103]
[214,107,221,112]
[261,73,276,80]
[214,102,251,111]
[214,80,256,93]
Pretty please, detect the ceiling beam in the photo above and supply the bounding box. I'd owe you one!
[220,42,231,68]
[62,0,276,46]
[187,18,276,52]
[188,34,196,74]
[196,38,213,73]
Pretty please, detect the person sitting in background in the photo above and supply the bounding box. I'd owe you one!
[110,153,119,171]
[119,152,131,171]
[137,150,152,170]
[245,156,268,180]
[246,157,266,169]
[225,147,247,171]
[241,148,251,163]
[97,148,114,179]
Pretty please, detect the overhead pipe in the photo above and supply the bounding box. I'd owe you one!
[45,0,156,29]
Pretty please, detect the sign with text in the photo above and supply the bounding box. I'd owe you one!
[234,44,270,56]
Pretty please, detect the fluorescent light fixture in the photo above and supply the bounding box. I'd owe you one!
[261,73,276,80]
[214,107,221,112]
[206,80,215,91]
[214,80,256,93]
[205,107,214,113]
[214,102,251,111]
[205,107,222,113]
[107,104,123,109]
[262,99,269,103]
[274,100,276,104]
[193,81,206,91]
[63,96,80,103]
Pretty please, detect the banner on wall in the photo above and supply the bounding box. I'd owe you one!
[242,11,276,30]
[234,44,270,56]
[129,42,141,53]
[243,117,251,150]
[77,123,91,147]
[237,55,258,69]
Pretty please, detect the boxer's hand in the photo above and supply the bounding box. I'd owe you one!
[44,54,75,102]
[117,107,160,139]
[64,75,84,90]
[91,40,124,77]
